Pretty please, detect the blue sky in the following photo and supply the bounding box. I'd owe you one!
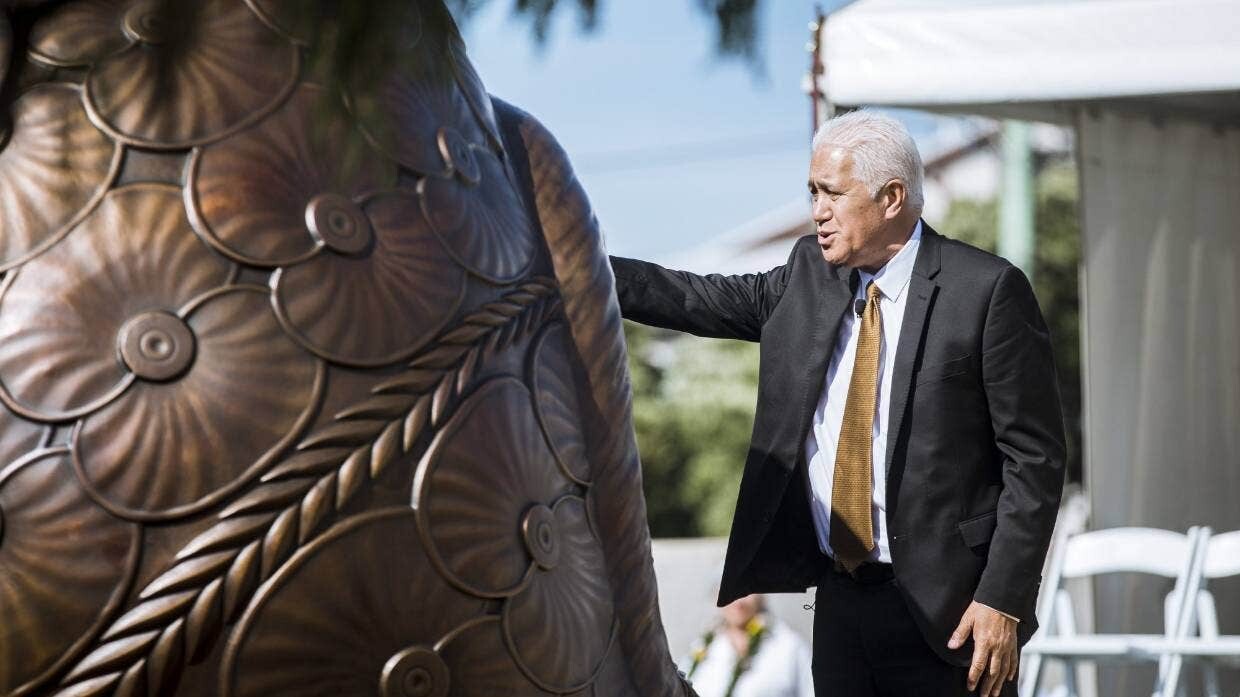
[455,0,849,260]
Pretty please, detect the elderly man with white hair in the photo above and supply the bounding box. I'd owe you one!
[610,110,1066,697]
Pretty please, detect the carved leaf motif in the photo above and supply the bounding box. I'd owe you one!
[146,618,186,696]
[223,542,262,622]
[102,591,196,640]
[219,479,313,519]
[184,577,224,663]
[177,514,275,561]
[62,630,160,684]
[140,551,234,600]
[260,447,352,483]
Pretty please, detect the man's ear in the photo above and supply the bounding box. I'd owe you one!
[881,179,907,220]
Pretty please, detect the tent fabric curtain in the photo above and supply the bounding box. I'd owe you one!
[1078,109,1240,694]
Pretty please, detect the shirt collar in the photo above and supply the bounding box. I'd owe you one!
[857,219,922,303]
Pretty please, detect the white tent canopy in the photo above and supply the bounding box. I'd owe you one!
[820,2,1240,694]
[823,0,1240,123]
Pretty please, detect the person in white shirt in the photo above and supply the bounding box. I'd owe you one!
[679,594,814,697]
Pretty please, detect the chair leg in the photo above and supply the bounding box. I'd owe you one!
[1064,658,1079,697]
[1021,652,1044,697]
[1202,660,1219,697]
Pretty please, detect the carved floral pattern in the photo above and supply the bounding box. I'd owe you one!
[187,83,395,267]
[504,496,615,693]
[271,192,466,367]
[0,184,228,421]
[0,82,120,272]
[530,322,593,484]
[0,447,140,695]
[28,0,300,147]
[350,53,486,180]
[415,376,615,692]
[223,508,487,697]
[50,282,565,696]
[0,184,322,519]
[74,285,323,519]
[417,146,537,284]
[27,0,130,67]
[0,0,661,691]
[415,377,576,597]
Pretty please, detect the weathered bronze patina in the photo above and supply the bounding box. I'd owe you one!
[0,2,690,695]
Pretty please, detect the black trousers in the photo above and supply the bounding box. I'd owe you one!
[811,563,1018,697]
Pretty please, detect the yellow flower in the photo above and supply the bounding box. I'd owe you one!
[744,617,766,638]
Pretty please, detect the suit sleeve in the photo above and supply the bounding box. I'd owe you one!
[608,246,798,342]
[973,264,1067,619]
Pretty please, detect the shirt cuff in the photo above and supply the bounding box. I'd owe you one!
[978,602,1020,623]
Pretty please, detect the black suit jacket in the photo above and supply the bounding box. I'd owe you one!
[610,225,1066,666]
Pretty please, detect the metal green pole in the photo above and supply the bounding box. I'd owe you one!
[999,120,1035,281]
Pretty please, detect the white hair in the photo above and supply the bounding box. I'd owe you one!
[811,110,924,215]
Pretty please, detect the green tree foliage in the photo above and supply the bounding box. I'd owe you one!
[624,321,759,537]
[628,161,1083,537]
[941,160,1083,483]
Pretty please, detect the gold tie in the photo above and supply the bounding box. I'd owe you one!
[830,281,881,570]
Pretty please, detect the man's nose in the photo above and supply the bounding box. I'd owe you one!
[812,198,832,223]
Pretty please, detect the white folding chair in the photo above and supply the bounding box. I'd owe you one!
[1020,526,1205,697]
[1163,529,1240,697]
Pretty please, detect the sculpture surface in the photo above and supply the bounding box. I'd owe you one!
[0,2,689,695]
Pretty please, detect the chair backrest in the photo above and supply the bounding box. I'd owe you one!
[1059,527,1195,579]
[1202,530,1240,579]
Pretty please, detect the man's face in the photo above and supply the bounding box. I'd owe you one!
[808,146,891,269]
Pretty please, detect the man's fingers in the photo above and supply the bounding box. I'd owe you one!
[949,612,974,650]
[985,646,1004,696]
[1006,645,1019,682]
[996,653,1013,696]
[979,660,999,697]
[967,647,987,691]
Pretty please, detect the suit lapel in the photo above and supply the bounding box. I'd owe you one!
[884,224,942,486]
[795,260,854,472]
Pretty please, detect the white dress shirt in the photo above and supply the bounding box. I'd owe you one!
[804,220,922,563]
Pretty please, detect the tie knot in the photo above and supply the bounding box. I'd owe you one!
[866,281,881,303]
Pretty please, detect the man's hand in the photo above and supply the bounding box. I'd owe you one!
[948,601,1018,696]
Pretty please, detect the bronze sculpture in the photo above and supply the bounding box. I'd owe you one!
[0,1,690,695]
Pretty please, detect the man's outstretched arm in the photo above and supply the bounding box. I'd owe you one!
[609,252,796,342]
